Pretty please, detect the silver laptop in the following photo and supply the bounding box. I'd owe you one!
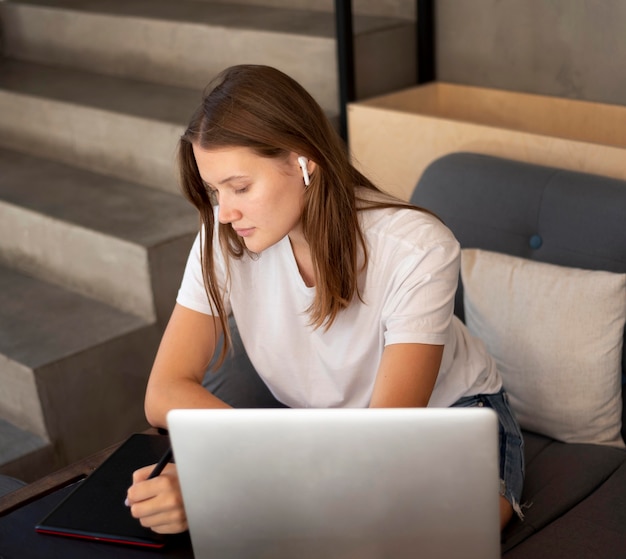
[167,407,500,559]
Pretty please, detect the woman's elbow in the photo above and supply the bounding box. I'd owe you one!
[144,384,168,429]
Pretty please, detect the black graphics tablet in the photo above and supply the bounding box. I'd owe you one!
[36,433,170,548]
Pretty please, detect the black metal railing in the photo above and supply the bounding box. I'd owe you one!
[334,0,435,143]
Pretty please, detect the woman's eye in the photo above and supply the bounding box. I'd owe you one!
[235,186,249,194]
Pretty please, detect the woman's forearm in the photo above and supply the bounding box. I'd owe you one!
[144,376,231,429]
[143,304,227,428]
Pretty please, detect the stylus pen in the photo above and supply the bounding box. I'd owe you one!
[147,447,173,479]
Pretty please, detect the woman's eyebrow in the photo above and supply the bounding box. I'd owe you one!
[218,174,249,185]
[201,175,249,189]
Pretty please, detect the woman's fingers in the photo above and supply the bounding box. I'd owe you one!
[126,463,188,534]
[132,504,188,534]
[130,463,156,485]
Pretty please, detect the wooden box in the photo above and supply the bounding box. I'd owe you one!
[348,83,626,201]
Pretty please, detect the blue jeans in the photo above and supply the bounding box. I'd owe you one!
[452,389,525,519]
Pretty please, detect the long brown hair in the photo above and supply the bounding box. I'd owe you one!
[178,65,421,365]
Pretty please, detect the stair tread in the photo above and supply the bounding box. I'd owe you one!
[0,147,196,246]
[0,418,49,466]
[0,264,152,369]
[7,0,407,36]
[0,57,200,124]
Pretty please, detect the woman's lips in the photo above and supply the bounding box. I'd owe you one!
[234,227,255,237]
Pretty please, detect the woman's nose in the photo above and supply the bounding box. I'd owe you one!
[217,197,241,224]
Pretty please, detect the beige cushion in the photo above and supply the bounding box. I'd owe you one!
[461,248,626,448]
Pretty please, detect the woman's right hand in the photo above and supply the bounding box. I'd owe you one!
[125,462,188,534]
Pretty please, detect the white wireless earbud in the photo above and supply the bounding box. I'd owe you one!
[297,156,310,186]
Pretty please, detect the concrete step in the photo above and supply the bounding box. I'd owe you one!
[0,57,198,192]
[0,147,197,324]
[0,263,161,478]
[0,418,56,483]
[0,0,416,115]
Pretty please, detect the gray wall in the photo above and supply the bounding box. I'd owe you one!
[436,0,626,107]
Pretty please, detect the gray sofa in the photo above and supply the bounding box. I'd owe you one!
[411,152,626,558]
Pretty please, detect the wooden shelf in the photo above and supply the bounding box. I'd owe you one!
[348,83,626,201]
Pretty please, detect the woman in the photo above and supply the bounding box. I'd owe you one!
[125,65,524,533]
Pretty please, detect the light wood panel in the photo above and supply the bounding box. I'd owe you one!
[348,83,626,201]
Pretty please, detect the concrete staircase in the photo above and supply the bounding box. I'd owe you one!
[0,0,416,482]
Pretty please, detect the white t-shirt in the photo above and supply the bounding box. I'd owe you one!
[177,205,501,408]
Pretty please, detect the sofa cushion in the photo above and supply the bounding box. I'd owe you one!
[501,431,626,551]
[461,248,626,447]
[503,451,626,557]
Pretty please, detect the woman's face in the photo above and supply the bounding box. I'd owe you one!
[192,144,311,253]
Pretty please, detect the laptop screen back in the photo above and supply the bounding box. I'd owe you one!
[167,407,500,559]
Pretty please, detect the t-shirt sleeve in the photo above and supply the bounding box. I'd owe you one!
[382,221,460,347]
[176,228,231,316]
